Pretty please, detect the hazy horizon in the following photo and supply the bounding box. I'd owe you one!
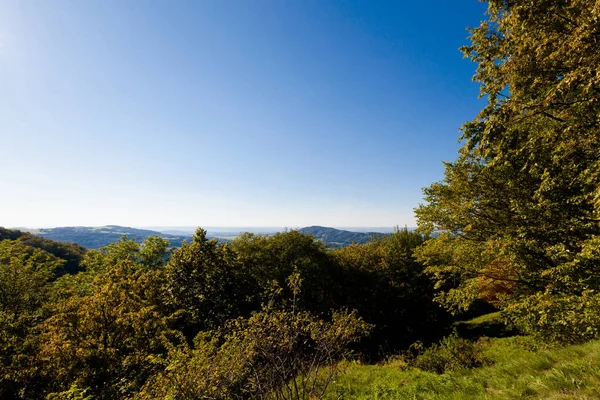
[9,224,402,234]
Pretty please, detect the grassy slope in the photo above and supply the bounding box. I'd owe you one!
[326,336,600,399]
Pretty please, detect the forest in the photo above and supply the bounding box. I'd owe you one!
[1,0,599,398]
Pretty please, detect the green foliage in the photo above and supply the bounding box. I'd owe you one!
[51,235,172,302]
[46,384,94,400]
[0,227,86,275]
[415,0,600,341]
[137,331,247,400]
[506,290,600,344]
[415,233,521,313]
[40,260,179,399]
[165,229,257,336]
[410,333,487,374]
[140,308,370,400]
[231,230,342,316]
[0,225,510,398]
[77,234,173,275]
[502,236,600,343]
[0,240,63,398]
[333,228,452,355]
[140,236,172,269]
[0,229,383,398]
[0,241,62,316]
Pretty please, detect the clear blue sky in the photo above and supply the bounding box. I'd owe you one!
[0,0,487,228]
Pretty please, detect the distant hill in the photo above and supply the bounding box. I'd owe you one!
[299,226,387,248]
[31,225,195,250]
[17,225,388,250]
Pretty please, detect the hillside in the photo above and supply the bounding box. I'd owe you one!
[21,225,389,250]
[32,225,194,249]
[326,335,600,399]
[0,227,87,275]
[299,226,386,247]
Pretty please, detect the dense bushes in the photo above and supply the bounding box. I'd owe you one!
[166,229,258,337]
[506,290,600,344]
[39,261,179,399]
[10,223,585,398]
[1,220,597,398]
[230,230,344,317]
[0,226,457,398]
[0,227,86,275]
[333,229,452,356]
[230,228,451,358]
[0,240,64,399]
[140,309,370,399]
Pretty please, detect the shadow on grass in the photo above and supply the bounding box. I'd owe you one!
[453,311,520,340]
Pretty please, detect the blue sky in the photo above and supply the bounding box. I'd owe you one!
[0,0,487,228]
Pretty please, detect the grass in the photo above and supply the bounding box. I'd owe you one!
[325,336,600,399]
[453,311,519,340]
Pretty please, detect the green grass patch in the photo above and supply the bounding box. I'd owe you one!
[326,337,600,399]
[454,311,520,340]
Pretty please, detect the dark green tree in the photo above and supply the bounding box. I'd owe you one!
[165,229,257,338]
[334,229,450,356]
[230,230,343,316]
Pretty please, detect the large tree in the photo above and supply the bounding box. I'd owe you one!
[416,0,600,342]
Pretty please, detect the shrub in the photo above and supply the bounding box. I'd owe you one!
[139,309,371,399]
[411,333,487,374]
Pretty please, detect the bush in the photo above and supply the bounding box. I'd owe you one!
[411,333,487,374]
[139,309,371,399]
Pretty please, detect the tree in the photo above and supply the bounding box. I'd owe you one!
[0,227,86,276]
[230,230,343,317]
[415,0,600,342]
[165,229,257,338]
[0,240,63,398]
[39,260,178,399]
[333,229,451,356]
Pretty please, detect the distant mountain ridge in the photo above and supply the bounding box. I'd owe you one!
[298,226,387,248]
[17,225,389,250]
[32,225,194,249]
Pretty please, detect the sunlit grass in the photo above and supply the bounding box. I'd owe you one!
[326,337,600,399]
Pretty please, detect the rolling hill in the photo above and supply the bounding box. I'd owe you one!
[16,225,391,250]
[30,225,194,249]
[298,226,386,248]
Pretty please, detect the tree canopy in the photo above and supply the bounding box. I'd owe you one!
[416,0,600,342]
